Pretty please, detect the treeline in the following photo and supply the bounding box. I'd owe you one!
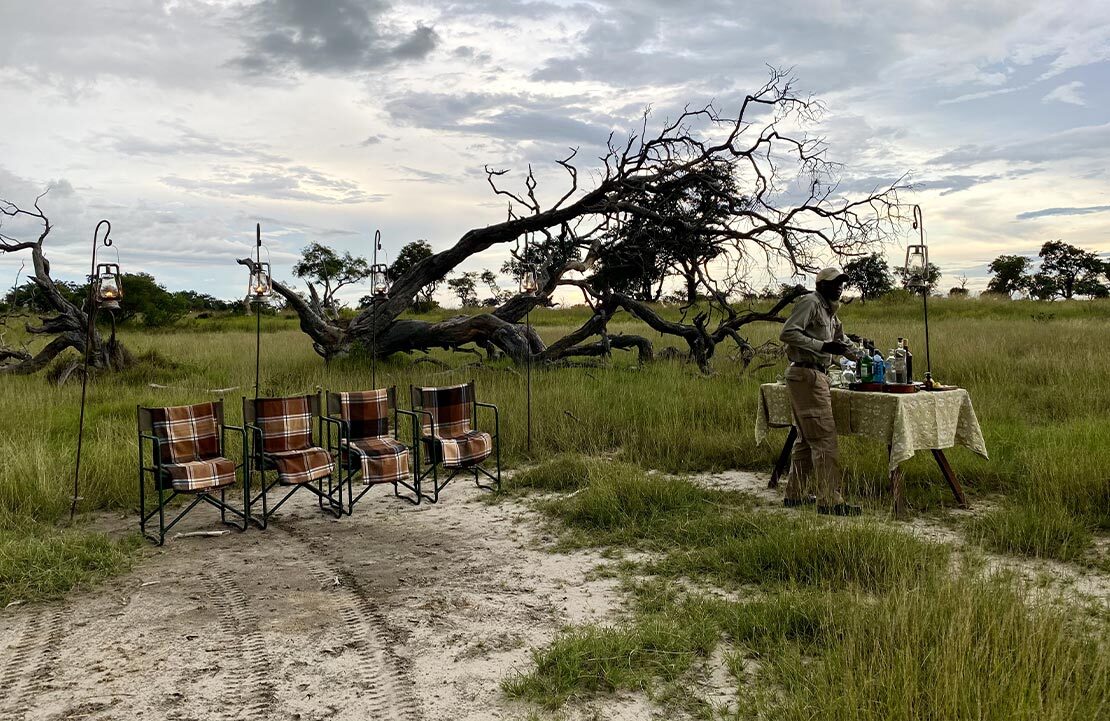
[845,240,1109,302]
[1,273,252,327]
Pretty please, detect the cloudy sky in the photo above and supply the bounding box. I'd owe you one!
[1,0,1108,303]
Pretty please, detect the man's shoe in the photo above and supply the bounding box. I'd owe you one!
[783,495,817,508]
[817,503,862,516]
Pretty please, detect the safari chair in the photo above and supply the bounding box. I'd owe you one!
[409,381,500,503]
[137,400,247,546]
[243,394,340,528]
[323,387,420,512]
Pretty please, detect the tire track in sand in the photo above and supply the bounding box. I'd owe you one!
[207,569,276,719]
[0,604,67,720]
[278,523,422,721]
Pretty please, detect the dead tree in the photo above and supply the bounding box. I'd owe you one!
[242,69,906,370]
[0,191,129,375]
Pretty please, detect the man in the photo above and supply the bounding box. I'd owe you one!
[778,267,861,516]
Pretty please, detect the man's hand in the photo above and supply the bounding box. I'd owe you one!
[822,341,853,357]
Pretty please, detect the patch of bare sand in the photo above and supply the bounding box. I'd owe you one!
[0,483,628,721]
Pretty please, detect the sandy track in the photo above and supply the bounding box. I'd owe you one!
[0,483,623,721]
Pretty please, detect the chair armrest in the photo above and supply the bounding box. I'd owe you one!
[395,409,420,446]
[319,415,348,454]
[245,423,265,463]
[475,401,499,437]
[409,408,435,439]
[139,433,164,472]
[221,425,247,468]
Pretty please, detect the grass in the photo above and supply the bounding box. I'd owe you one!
[503,458,1110,719]
[0,515,141,606]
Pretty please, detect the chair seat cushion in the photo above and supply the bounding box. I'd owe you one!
[163,457,237,492]
[342,437,411,485]
[423,431,493,468]
[265,447,334,485]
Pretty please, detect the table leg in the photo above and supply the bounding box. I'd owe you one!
[931,449,968,508]
[768,426,798,489]
[889,446,907,519]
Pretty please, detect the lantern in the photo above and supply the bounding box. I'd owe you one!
[247,261,272,303]
[371,263,390,297]
[94,262,123,310]
[904,244,929,289]
[520,265,539,296]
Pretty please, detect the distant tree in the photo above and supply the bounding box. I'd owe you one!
[894,262,942,294]
[843,253,894,301]
[948,286,969,297]
[292,242,371,316]
[388,240,439,306]
[172,290,235,312]
[447,272,479,307]
[113,273,187,327]
[1032,240,1107,299]
[986,254,1032,298]
[4,279,83,313]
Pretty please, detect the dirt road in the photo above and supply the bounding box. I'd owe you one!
[0,484,622,721]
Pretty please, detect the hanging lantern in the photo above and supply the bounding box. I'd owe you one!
[94,262,123,310]
[904,244,929,289]
[247,261,272,303]
[520,265,539,296]
[370,263,390,297]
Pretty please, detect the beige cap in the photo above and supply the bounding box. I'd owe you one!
[816,267,849,283]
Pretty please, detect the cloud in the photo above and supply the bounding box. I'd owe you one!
[389,166,458,184]
[160,165,387,205]
[1042,80,1086,105]
[928,123,1110,166]
[1016,205,1110,220]
[233,0,439,77]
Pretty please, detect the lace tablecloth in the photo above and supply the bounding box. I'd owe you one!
[755,383,989,471]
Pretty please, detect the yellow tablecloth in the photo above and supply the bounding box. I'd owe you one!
[755,383,989,472]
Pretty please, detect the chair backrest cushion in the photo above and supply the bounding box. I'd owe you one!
[146,401,222,464]
[416,383,473,439]
[250,395,316,453]
[334,389,391,440]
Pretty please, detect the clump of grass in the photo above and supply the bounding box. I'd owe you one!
[968,501,1094,563]
[654,517,949,592]
[765,573,1110,721]
[534,460,945,592]
[506,454,639,493]
[0,518,141,605]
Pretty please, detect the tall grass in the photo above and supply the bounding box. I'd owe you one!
[2,298,1109,559]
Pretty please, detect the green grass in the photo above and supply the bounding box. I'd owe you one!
[0,516,141,606]
[504,459,1109,719]
[968,501,1095,563]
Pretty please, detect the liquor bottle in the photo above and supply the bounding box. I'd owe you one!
[885,350,896,384]
[871,350,885,385]
[860,350,872,382]
[902,339,913,381]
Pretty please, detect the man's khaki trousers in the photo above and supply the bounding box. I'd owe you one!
[784,366,844,506]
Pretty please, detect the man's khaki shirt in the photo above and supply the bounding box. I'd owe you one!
[779,291,851,367]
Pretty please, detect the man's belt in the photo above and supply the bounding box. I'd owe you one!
[790,361,828,374]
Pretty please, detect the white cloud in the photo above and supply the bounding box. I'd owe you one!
[1042,80,1086,105]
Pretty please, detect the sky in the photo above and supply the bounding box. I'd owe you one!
[1,0,1108,305]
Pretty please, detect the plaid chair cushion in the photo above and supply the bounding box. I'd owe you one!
[337,390,390,440]
[423,431,493,468]
[253,396,314,454]
[162,457,237,492]
[342,438,411,485]
[266,448,334,485]
[148,402,221,464]
[418,384,473,439]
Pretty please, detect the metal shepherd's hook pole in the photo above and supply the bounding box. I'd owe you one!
[372,229,381,388]
[72,220,113,522]
[912,205,933,382]
[255,223,262,400]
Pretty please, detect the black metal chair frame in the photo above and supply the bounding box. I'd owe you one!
[243,394,342,529]
[137,399,247,546]
[409,380,501,504]
[322,386,422,512]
